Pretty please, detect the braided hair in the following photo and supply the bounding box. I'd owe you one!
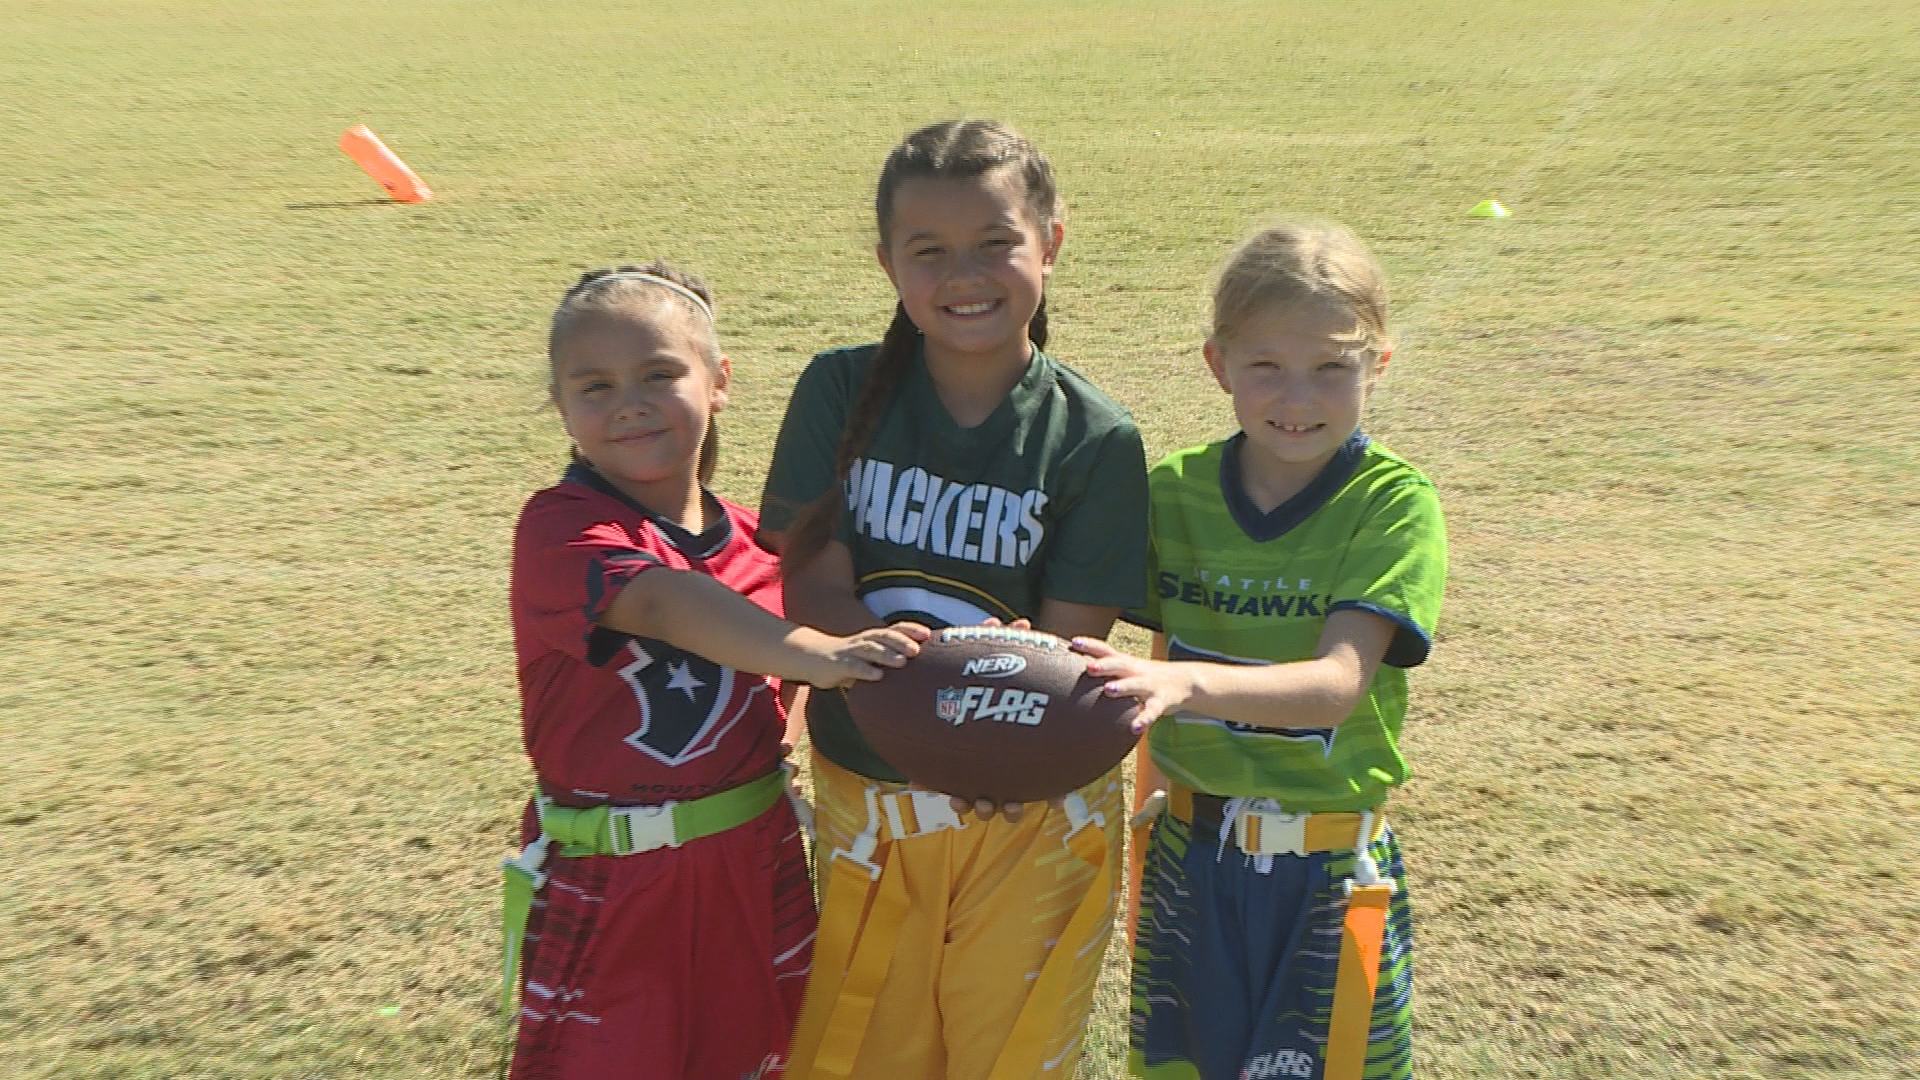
[780,120,1060,573]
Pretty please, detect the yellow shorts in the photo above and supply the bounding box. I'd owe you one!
[799,754,1124,1080]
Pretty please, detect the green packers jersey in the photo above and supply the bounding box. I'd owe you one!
[1125,433,1447,812]
[762,343,1150,782]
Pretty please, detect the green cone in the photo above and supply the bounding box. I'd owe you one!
[1468,199,1511,218]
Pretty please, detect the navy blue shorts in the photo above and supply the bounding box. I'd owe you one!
[1129,803,1415,1080]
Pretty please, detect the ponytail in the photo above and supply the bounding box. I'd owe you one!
[781,303,920,573]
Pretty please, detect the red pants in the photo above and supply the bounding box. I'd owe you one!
[510,799,815,1080]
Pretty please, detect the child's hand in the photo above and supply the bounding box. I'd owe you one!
[797,623,930,690]
[946,794,1067,824]
[1072,637,1194,735]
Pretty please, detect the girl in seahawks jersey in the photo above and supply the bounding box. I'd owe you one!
[1078,224,1447,1080]
[759,121,1149,1080]
[504,262,926,1080]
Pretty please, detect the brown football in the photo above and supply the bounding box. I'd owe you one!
[843,626,1140,803]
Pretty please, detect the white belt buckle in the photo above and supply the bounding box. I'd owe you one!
[1060,791,1106,839]
[613,802,681,853]
[1238,807,1307,857]
[897,789,966,839]
[1129,789,1168,832]
[831,833,883,880]
[503,835,553,891]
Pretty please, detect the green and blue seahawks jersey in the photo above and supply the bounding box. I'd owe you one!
[1124,433,1447,812]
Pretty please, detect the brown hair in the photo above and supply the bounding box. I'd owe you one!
[1213,222,1390,358]
[780,119,1061,572]
[548,260,724,486]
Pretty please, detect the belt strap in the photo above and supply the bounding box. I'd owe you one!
[799,846,912,1079]
[987,793,1111,1080]
[1326,879,1393,1080]
[790,783,966,1079]
[542,769,787,856]
[1166,783,1385,856]
[1326,809,1396,1080]
[499,770,787,1020]
[790,783,1112,1080]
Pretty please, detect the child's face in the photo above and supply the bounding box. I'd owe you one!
[1205,299,1387,476]
[877,169,1062,368]
[550,305,728,501]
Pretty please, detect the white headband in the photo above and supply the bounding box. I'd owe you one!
[574,271,714,322]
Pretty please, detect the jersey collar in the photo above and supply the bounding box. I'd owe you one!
[903,340,1055,445]
[1219,430,1371,542]
[562,458,732,560]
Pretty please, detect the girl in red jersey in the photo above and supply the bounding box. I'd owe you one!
[504,261,927,1080]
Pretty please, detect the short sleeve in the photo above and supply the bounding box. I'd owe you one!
[758,354,855,542]
[1041,424,1151,610]
[513,494,664,667]
[1327,477,1448,667]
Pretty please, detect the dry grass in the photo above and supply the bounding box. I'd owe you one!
[2,0,1916,1077]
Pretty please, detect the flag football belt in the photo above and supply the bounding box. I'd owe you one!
[1166,783,1395,1080]
[497,768,787,1020]
[1167,784,1388,857]
[789,782,1111,1080]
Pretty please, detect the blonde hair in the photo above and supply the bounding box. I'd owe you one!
[1213,222,1390,357]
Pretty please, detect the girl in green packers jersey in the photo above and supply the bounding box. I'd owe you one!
[1077,223,1447,1080]
[758,120,1150,1080]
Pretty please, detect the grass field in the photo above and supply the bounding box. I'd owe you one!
[4,0,1918,1077]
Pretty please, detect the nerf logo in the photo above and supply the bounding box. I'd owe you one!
[934,686,1048,727]
[960,653,1027,679]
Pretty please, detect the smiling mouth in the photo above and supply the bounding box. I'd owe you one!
[613,430,667,443]
[1268,421,1323,434]
[943,299,1000,317]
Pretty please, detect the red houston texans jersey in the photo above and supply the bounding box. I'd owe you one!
[512,463,788,807]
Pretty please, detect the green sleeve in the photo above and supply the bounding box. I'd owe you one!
[1328,477,1448,667]
[757,351,861,541]
[1040,423,1151,610]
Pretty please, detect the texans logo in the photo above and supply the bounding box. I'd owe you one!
[616,639,763,765]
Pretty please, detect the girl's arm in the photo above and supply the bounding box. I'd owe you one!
[602,565,925,689]
[1075,608,1397,733]
[758,533,895,636]
[778,684,809,750]
[1033,598,1122,642]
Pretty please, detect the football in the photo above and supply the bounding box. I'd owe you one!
[843,626,1140,803]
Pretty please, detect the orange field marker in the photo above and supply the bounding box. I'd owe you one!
[338,124,433,203]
